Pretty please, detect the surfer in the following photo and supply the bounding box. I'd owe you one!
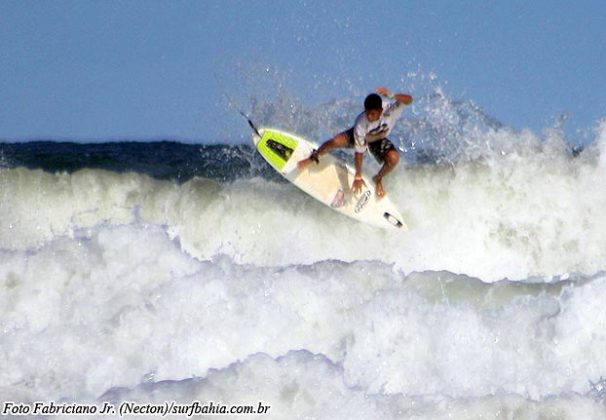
[298,87,412,198]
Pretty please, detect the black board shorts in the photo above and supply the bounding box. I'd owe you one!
[344,128,397,164]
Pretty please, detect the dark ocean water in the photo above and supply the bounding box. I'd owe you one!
[0,141,283,182]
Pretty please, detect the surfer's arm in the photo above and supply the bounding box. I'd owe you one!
[377,86,413,105]
[394,93,413,105]
[352,152,366,193]
[355,152,364,178]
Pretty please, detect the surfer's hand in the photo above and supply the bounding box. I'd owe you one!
[352,177,366,194]
[376,86,392,97]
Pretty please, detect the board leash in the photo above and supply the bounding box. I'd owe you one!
[211,71,261,138]
[239,111,261,138]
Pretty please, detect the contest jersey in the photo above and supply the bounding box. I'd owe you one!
[352,101,406,153]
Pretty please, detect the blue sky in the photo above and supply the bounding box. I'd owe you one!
[0,1,604,143]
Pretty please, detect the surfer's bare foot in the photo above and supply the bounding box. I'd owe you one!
[373,175,386,198]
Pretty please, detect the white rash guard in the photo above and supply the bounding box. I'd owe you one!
[352,101,406,153]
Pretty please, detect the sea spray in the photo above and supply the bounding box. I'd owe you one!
[2,130,605,281]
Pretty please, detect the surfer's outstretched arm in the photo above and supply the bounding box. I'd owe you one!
[377,86,413,105]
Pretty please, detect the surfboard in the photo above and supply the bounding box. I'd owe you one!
[252,127,407,230]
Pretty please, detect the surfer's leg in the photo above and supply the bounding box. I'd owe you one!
[317,130,352,154]
[369,139,399,198]
[298,129,352,170]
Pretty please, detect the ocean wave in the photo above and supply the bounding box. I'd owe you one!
[2,122,606,281]
[1,224,606,411]
[100,351,606,420]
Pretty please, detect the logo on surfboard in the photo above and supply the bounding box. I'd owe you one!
[354,190,371,213]
[383,212,404,228]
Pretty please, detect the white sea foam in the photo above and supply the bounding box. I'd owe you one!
[1,225,606,418]
[100,351,606,420]
[2,123,605,281]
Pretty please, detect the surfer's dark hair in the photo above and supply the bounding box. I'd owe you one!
[364,93,383,111]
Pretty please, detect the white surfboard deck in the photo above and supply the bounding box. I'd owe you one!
[253,128,407,230]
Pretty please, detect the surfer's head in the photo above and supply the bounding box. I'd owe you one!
[364,93,383,122]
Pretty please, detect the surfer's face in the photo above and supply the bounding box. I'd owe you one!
[365,109,382,122]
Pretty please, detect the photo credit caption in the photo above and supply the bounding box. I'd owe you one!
[2,401,271,417]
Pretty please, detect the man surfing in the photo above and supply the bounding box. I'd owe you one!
[298,87,413,198]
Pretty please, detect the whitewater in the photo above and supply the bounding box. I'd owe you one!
[1,94,606,419]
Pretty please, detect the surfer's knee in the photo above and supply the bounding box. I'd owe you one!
[331,132,350,148]
[385,150,400,167]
